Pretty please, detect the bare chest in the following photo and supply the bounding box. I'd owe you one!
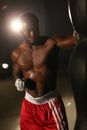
[17,47,50,71]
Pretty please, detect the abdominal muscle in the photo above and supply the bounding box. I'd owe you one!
[23,68,51,97]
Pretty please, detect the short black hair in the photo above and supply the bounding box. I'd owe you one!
[19,12,39,28]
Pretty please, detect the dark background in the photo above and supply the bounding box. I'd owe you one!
[0,0,73,78]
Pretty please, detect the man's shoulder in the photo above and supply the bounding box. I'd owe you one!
[12,41,25,55]
[11,41,25,62]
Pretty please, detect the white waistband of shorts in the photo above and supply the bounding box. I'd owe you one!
[25,90,57,104]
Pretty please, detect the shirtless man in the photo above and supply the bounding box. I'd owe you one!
[11,12,79,130]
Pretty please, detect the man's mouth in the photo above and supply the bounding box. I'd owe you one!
[27,37,33,43]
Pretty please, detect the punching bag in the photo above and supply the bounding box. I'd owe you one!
[68,0,87,129]
[69,41,87,109]
[69,40,87,130]
[68,0,87,37]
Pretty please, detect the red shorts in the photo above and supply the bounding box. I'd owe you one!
[20,91,68,130]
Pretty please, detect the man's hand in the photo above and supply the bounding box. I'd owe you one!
[73,30,80,40]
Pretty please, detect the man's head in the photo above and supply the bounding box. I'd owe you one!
[19,12,39,44]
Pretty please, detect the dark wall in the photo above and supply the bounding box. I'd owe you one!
[44,0,73,36]
[0,0,73,77]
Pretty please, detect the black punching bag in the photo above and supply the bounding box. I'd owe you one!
[69,0,87,37]
[69,41,87,130]
[68,0,87,130]
[69,41,87,109]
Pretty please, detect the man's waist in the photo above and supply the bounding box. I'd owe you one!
[25,90,58,104]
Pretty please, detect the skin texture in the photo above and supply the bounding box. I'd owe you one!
[12,13,79,97]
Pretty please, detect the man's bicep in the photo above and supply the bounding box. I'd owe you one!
[51,35,67,48]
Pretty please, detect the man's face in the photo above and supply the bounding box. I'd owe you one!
[20,22,39,45]
[22,29,35,44]
[21,29,39,45]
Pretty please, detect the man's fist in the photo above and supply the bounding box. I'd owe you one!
[15,78,25,91]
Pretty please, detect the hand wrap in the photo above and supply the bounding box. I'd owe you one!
[15,78,25,91]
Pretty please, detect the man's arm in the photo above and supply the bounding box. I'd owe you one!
[11,50,25,91]
[51,31,79,48]
[11,48,22,78]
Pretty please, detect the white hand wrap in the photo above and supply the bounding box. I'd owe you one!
[15,78,25,91]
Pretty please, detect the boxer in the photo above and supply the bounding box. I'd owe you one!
[12,12,79,130]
